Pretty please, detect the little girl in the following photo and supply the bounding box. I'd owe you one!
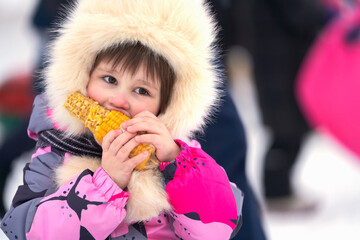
[1,0,243,239]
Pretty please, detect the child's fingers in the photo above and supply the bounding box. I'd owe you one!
[121,118,143,131]
[125,151,149,171]
[116,135,143,159]
[121,111,156,129]
[102,130,122,151]
[125,119,162,136]
[107,131,136,155]
[125,118,162,134]
[135,134,160,146]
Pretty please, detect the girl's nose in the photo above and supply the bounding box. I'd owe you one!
[108,93,130,110]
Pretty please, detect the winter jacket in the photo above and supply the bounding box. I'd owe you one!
[1,0,243,239]
[1,93,243,239]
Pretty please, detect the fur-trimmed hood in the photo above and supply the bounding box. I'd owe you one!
[44,0,220,140]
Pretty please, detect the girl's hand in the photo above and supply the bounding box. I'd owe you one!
[121,111,180,162]
[101,130,149,189]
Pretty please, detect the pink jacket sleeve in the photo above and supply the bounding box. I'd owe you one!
[160,140,243,240]
[26,167,128,240]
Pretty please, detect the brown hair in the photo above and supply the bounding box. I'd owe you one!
[90,42,176,114]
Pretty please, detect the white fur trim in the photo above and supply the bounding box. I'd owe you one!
[55,156,171,222]
[45,0,220,140]
[54,156,101,188]
[125,165,172,222]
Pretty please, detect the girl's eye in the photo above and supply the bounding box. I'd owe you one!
[134,87,150,96]
[103,76,117,85]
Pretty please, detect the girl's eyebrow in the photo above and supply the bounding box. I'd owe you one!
[95,66,114,73]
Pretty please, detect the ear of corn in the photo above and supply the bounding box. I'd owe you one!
[64,91,157,170]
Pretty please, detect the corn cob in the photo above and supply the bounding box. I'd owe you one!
[63,91,157,170]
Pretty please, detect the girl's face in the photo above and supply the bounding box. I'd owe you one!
[87,59,161,118]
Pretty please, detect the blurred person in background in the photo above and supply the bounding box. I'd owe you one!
[0,0,39,218]
[195,0,267,239]
[250,0,328,210]
[31,0,73,94]
[211,0,331,211]
[0,0,71,218]
[297,0,360,160]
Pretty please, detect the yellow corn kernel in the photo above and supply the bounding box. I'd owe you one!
[64,91,157,170]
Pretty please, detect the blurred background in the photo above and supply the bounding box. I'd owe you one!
[1,0,360,239]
